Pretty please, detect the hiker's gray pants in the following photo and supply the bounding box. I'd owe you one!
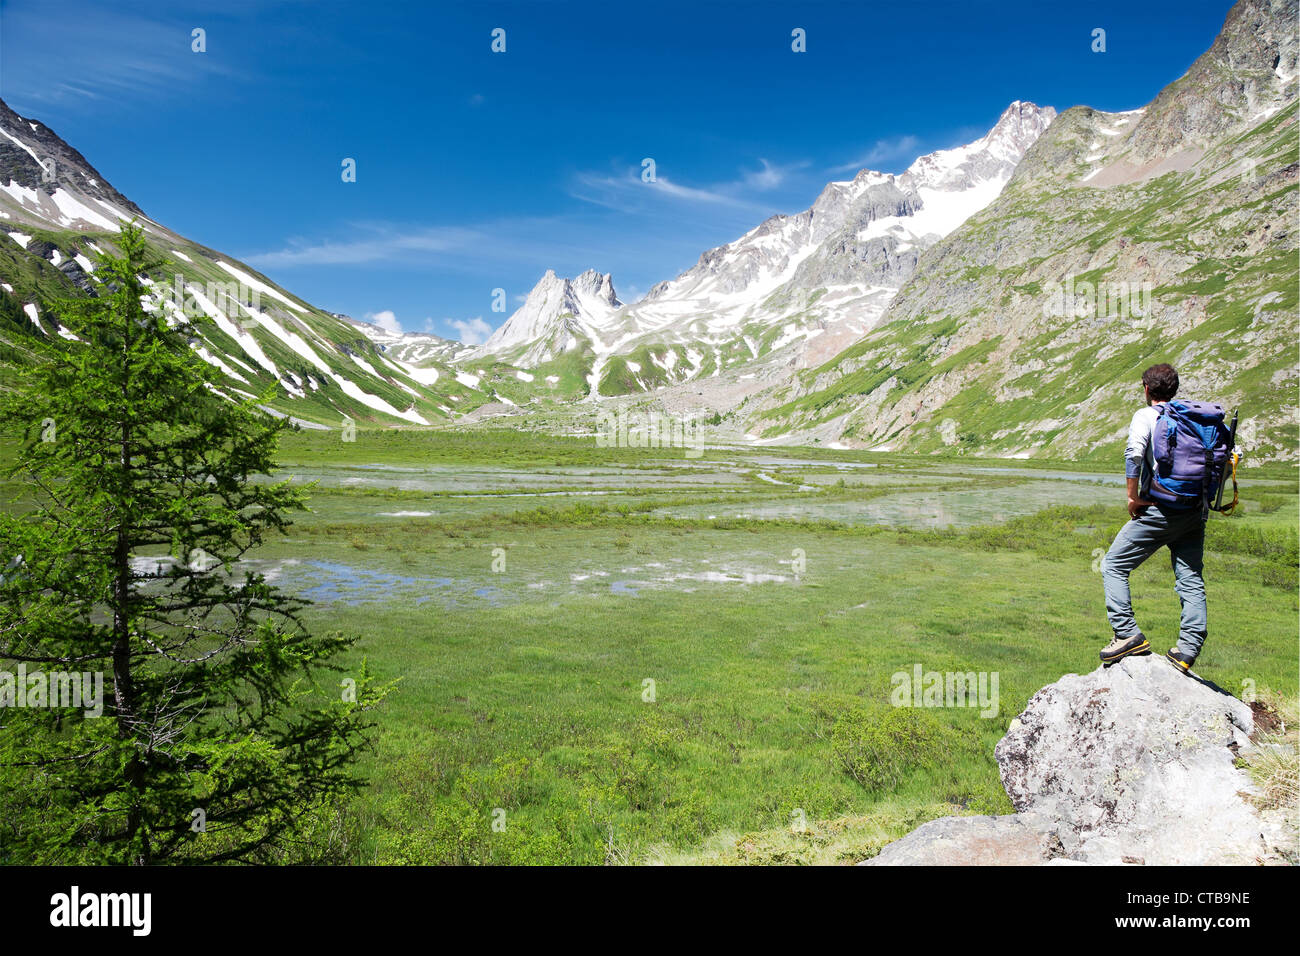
[1101,506,1208,657]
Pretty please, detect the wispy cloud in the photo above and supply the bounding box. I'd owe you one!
[830,134,922,174]
[246,226,483,268]
[573,172,754,212]
[1,5,240,108]
[742,158,809,191]
[570,157,809,215]
[243,216,639,277]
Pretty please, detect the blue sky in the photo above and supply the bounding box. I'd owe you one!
[1,0,1234,341]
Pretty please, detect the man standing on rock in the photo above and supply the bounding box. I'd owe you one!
[1098,364,1208,671]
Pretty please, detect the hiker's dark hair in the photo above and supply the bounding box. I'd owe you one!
[1142,364,1179,402]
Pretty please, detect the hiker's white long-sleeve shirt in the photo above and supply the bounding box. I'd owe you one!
[1125,404,1165,498]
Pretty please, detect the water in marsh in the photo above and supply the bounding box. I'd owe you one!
[274,462,750,494]
[649,478,1120,528]
[228,453,1256,605]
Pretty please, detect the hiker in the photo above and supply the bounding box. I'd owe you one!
[1098,363,1233,672]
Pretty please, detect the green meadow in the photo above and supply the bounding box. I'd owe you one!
[240,428,1297,864]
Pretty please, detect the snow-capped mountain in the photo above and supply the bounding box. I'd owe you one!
[478,268,622,365]
[0,92,1056,425]
[523,101,1056,398]
[849,100,1057,249]
[468,101,1055,401]
[5,0,1289,461]
[0,96,498,427]
[633,101,1054,330]
[348,316,475,369]
[0,99,159,237]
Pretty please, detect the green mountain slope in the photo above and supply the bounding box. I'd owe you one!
[751,0,1298,463]
[0,97,497,430]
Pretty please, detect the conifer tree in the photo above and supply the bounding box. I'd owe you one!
[0,223,381,864]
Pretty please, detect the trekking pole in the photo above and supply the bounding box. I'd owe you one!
[1214,407,1239,513]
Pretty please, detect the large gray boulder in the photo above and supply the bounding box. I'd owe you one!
[866,655,1286,865]
[866,813,1063,866]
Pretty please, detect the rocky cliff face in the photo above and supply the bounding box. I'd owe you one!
[636,101,1055,320]
[755,0,1298,463]
[478,268,622,367]
[788,101,1058,293]
[865,654,1295,866]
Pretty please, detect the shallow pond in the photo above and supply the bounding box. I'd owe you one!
[650,479,1120,529]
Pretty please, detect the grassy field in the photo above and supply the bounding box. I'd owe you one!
[4,426,1291,863]
[234,429,1298,864]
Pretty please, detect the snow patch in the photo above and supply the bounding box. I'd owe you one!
[188,285,278,376]
[327,369,430,424]
[215,260,308,313]
[50,188,122,230]
[192,345,250,384]
[23,302,44,334]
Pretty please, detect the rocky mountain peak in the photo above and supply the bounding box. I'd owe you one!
[0,96,153,233]
[903,100,1057,192]
[1126,0,1297,161]
[571,268,621,308]
[478,269,623,362]
[986,100,1058,149]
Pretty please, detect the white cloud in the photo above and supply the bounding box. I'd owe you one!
[243,217,630,275]
[570,158,808,215]
[365,309,402,333]
[2,5,239,107]
[450,317,493,345]
[831,135,922,174]
[247,226,481,268]
[742,158,807,191]
[645,175,751,206]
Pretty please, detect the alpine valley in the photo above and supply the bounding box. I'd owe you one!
[1,0,1296,462]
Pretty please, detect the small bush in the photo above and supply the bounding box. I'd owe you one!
[819,699,952,792]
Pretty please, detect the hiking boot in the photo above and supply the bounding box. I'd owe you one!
[1100,633,1150,663]
[1165,647,1197,672]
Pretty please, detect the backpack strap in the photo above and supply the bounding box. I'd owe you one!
[1200,445,1213,520]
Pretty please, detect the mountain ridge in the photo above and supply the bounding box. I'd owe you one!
[473,100,1056,408]
[0,98,504,427]
[746,0,1297,462]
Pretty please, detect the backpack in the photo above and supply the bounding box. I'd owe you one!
[1147,400,1235,516]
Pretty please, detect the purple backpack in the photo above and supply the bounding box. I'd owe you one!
[1148,400,1234,515]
